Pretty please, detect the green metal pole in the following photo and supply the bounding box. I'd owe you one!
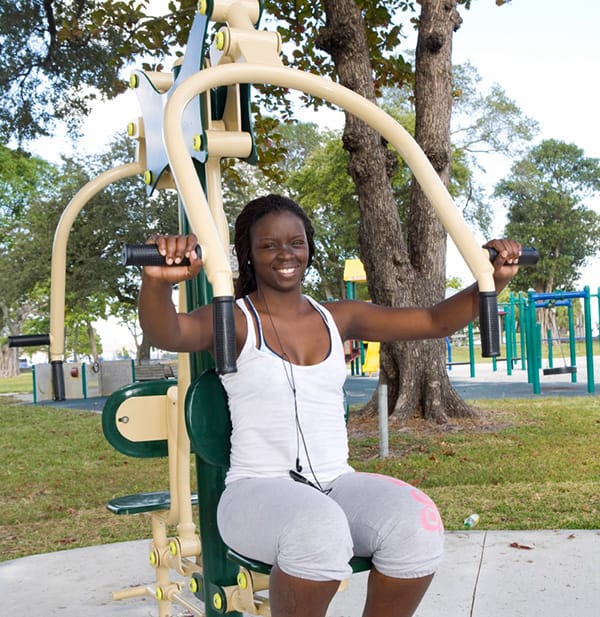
[505,300,514,376]
[526,291,540,394]
[82,362,88,399]
[468,322,475,378]
[32,365,37,404]
[518,294,527,371]
[583,287,595,393]
[567,301,577,383]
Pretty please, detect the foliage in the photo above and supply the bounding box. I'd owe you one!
[449,62,538,233]
[0,0,207,143]
[496,139,600,292]
[1,0,417,144]
[0,136,179,364]
[289,135,360,299]
[0,147,60,360]
[263,0,415,99]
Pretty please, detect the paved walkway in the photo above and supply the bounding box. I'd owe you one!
[3,363,599,615]
[2,530,598,616]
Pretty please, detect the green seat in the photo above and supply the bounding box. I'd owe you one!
[107,489,199,515]
[185,368,372,601]
[226,547,372,576]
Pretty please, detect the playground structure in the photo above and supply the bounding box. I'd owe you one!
[7,2,547,617]
[445,288,598,395]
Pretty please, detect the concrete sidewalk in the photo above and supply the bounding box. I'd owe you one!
[2,530,598,616]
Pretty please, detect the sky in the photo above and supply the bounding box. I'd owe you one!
[28,1,600,355]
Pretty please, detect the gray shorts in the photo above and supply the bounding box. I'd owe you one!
[217,471,444,581]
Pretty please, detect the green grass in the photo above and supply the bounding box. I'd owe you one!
[0,398,185,562]
[1,390,599,563]
[0,372,33,394]
[349,397,600,530]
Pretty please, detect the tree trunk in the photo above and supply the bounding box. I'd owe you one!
[319,0,474,421]
[0,345,19,377]
[86,322,99,363]
[138,334,151,363]
[0,302,29,377]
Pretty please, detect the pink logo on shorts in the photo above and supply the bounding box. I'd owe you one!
[411,489,444,533]
[361,473,443,533]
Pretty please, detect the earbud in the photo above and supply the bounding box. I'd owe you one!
[296,458,303,473]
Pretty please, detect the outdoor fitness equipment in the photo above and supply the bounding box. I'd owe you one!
[20,2,542,616]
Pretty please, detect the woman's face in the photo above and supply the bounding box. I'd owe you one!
[249,211,309,292]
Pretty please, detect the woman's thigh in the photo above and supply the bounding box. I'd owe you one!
[327,472,444,578]
[217,477,354,581]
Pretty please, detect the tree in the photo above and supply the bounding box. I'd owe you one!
[3,0,518,421]
[0,147,59,375]
[0,0,199,143]
[496,139,600,293]
[310,0,477,421]
[0,136,179,372]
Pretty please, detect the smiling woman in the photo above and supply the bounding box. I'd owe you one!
[136,192,523,617]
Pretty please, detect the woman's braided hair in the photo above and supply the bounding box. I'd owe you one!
[234,194,315,299]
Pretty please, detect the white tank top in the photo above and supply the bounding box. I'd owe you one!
[220,296,353,485]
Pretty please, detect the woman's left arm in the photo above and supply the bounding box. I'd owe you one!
[328,239,522,343]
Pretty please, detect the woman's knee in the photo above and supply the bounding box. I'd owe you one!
[373,486,444,578]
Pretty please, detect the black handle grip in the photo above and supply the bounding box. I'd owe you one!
[213,296,237,374]
[486,246,539,266]
[8,334,50,347]
[479,291,500,357]
[121,243,202,267]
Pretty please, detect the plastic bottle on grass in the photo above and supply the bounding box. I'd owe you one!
[463,513,480,529]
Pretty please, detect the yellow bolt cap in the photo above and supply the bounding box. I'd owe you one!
[143,170,152,185]
[169,540,178,556]
[129,74,139,89]
[212,592,223,610]
[215,31,225,51]
[197,0,207,15]
[237,571,248,589]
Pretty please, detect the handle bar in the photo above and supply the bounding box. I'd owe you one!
[486,246,539,266]
[479,246,538,357]
[121,243,236,374]
[121,243,202,267]
[8,334,50,348]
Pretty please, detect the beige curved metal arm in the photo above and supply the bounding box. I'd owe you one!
[49,161,145,362]
[163,63,495,298]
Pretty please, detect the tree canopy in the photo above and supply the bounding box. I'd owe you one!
[496,139,600,293]
[0,136,178,372]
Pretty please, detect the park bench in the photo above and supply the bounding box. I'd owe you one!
[133,362,176,381]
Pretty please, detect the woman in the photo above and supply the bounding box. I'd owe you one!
[139,194,521,617]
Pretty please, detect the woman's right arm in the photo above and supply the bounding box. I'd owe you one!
[138,234,214,353]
